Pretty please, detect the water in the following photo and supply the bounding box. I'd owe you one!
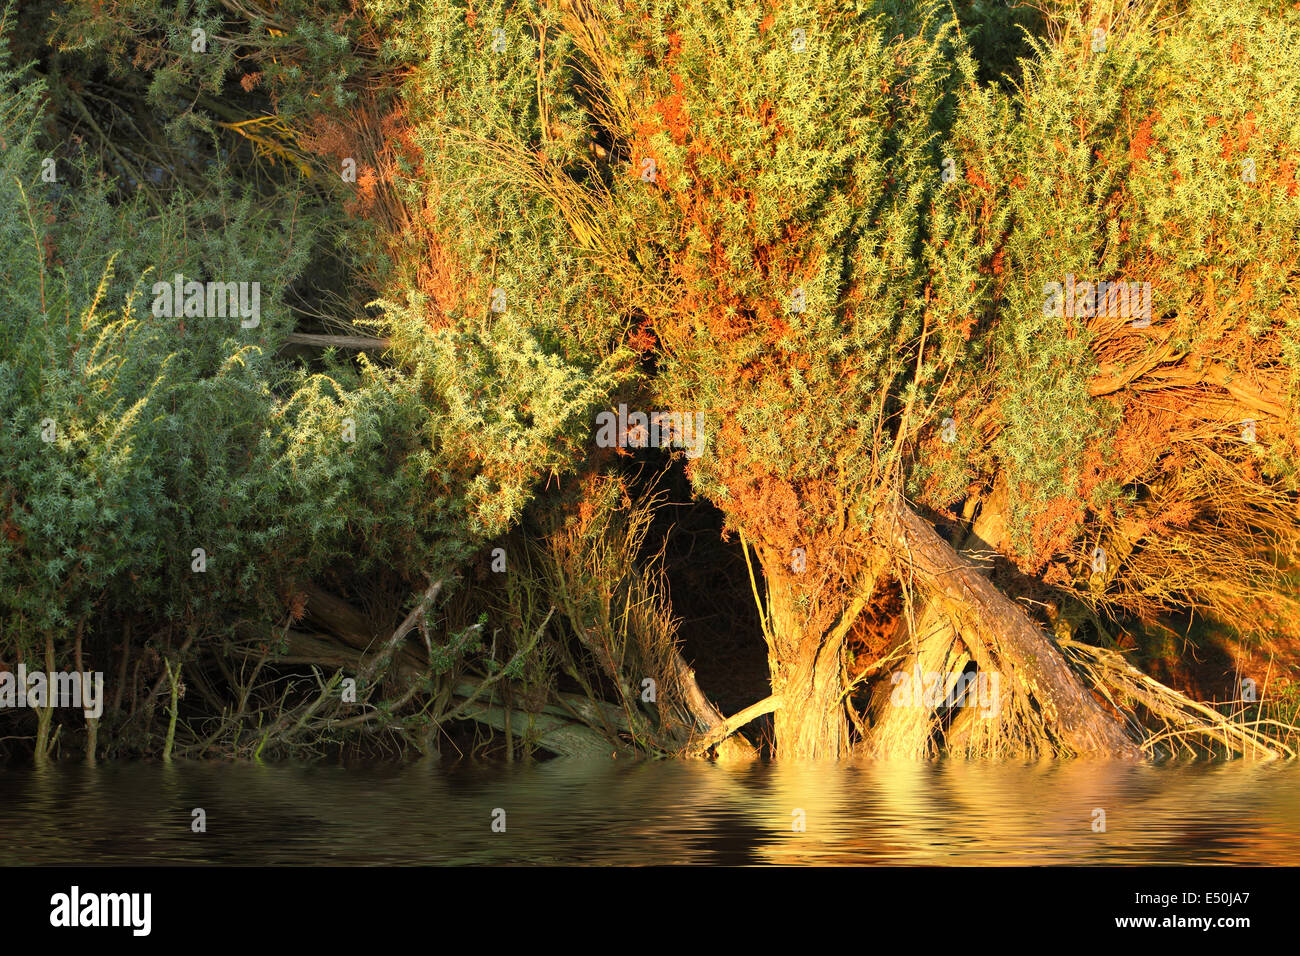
[3,758,1299,865]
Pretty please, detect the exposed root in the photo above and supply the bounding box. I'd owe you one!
[1061,638,1298,759]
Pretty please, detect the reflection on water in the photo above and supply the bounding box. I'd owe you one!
[2,759,1298,865]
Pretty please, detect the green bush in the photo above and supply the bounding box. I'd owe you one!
[0,27,472,679]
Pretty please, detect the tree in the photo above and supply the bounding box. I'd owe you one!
[396,0,1300,756]
[8,0,1298,761]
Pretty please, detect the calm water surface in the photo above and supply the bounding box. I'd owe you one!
[2,759,1298,865]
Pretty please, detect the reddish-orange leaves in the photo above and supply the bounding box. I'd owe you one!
[627,319,658,353]
[666,31,683,61]
[1130,110,1158,164]
[1275,158,1297,196]
[653,75,690,145]
[1219,111,1256,158]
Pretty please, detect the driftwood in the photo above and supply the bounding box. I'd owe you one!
[686,694,781,756]
[666,648,760,759]
[451,694,615,758]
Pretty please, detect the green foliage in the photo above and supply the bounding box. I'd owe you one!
[0,26,472,676]
[597,0,979,553]
[367,0,638,535]
[920,0,1300,573]
[52,0,372,115]
[7,0,1300,756]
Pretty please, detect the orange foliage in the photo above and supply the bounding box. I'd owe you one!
[1017,399,1175,573]
[653,74,690,145]
[296,96,480,326]
[627,318,658,353]
[1129,110,1157,164]
[1275,158,1297,197]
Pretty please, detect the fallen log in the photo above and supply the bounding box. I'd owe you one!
[686,694,782,756]
[240,583,762,759]
[453,695,619,758]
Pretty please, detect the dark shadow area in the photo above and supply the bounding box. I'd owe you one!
[622,453,773,738]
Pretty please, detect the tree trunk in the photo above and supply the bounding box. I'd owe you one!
[866,483,1006,757]
[865,599,966,757]
[33,633,56,765]
[875,497,1141,758]
[764,567,852,758]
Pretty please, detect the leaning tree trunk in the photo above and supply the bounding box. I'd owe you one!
[866,482,1007,757]
[875,497,1141,758]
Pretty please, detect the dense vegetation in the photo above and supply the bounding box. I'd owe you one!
[2,0,1298,762]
